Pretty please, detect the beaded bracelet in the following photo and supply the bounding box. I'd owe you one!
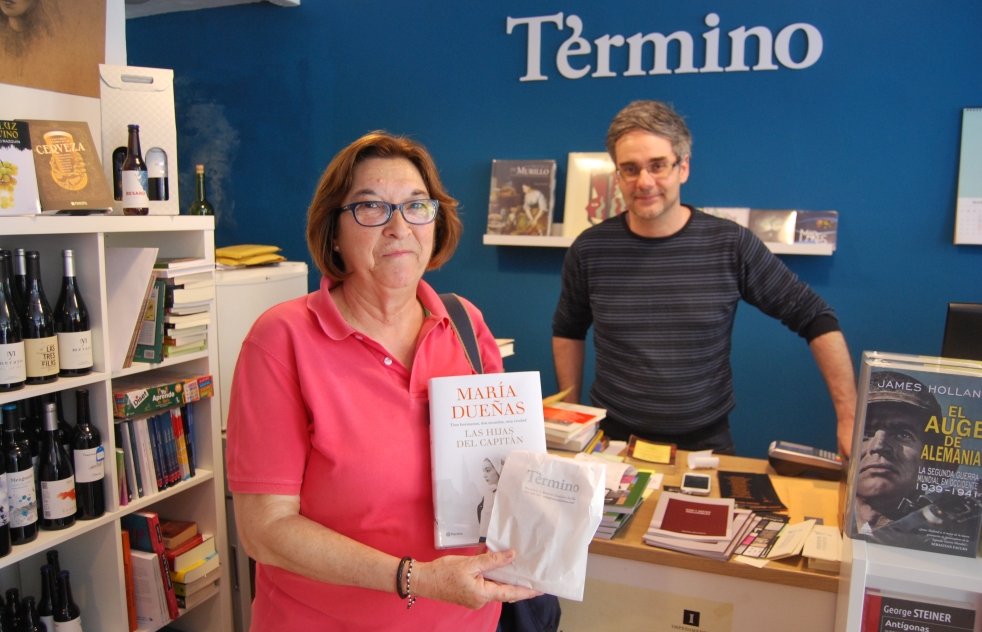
[396,556,411,599]
[405,558,417,609]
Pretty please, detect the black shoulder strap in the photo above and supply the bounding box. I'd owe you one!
[439,293,483,375]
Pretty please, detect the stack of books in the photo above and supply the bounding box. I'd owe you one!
[544,402,606,452]
[643,492,740,559]
[595,465,651,540]
[154,257,214,360]
[161,519,222,610]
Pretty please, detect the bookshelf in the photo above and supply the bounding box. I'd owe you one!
[0,215,230,632]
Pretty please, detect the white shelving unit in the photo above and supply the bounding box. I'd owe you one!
[483,232,834,255]
[0,215,230,632]
[835,537,982,631]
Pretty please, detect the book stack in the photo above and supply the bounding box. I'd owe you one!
[115,403,200,502]
[643,492,741,559]
[544,402,605,452]
[122,511,181,626]
[161,519,222,610]
[153,257,215,360]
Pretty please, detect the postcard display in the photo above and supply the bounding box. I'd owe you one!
[835,351,982,632]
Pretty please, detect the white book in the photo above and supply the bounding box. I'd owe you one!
[131,550,170,626]
[165,316,211,330]
[134,418,158,496]
[119,421,140,499]
[106,247,159,371]
[428,371,547,549]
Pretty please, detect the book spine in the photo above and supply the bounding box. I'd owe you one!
[163,414,180,485]
[121,531,139,631]
[123,420,143,498]
[183,404,196,473]
[171,409,191,480]
[116,448,128,505]
[143,511,180,620]
[145,416,165,491]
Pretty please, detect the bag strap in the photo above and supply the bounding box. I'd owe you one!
[439,293,483,375]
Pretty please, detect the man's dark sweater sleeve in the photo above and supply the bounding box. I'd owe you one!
[552,241,593,340]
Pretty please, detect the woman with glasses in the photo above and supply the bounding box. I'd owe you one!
[225,131,537,631]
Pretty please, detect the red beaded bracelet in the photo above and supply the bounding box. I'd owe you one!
[396,556,417,609]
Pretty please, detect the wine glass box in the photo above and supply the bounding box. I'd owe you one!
[0,215,229,632]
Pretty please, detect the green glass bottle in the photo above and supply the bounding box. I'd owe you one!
[187,164,214,216]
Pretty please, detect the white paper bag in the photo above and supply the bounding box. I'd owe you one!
[484,451,605,601]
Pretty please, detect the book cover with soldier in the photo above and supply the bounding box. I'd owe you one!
[24,119,112,213]
[846,353,982,558]
[486,159,555,237]
[0,120,40,215]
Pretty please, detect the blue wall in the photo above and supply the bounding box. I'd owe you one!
[128,1,982,458]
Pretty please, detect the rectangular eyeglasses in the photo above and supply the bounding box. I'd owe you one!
[336,199,440,227]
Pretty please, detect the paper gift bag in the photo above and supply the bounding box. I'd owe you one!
[99,64,180,215]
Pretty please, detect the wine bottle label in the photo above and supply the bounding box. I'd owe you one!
[0,473,8,527]
[53,617,82,632]
[0,341,26,383]
[25,336,59,377]
[73,446,105,483]
[56,331,92,370]
[7,468,37,527]
[41,476,76,519]
[122,170,149,207]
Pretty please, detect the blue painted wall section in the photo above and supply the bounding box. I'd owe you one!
[128,2,982,458]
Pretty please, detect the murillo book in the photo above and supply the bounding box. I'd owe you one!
[429,371,547,549]
[845,352,982,558]
[0,120,40,215]
[23,119,113,213]
[486,160,556,236]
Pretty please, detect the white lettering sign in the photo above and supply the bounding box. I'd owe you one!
[506,12,824,81]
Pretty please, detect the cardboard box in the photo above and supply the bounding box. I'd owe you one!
[113,373,214,419]
[99,65,180,215]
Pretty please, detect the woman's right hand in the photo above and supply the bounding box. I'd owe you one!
[413,549,542,610]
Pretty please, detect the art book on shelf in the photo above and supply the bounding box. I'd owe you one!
[562,152,627,239]
[486,160,555,237]
[429,371,547,549]
[844,352,982,558]
[22,119,113,214]
[0,120,40,216]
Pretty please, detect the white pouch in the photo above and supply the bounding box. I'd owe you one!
[484,451,606,601]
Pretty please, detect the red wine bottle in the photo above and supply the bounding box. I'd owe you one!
[2,404,37,544]
[0,250,26,392]
[54,250,92,377]
[122,125,149,216]
[22,252,58,384]
[4,588,20,631]
[72,389,104,520]
[39,402,75,530]
[53,571,81,631]
[18,596,41,632]
[12,249,27,314]
[38,565,55,632]
[0,421,10,558]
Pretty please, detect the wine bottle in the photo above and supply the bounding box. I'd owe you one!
[39,402,75,530]
[121,124,149,216]
[146,147,169,201]
[0,433,10,558]
[22,252,58,384]
[18,597,41,632]
[13,249,27,313]
[2,404,37,544]
[53,571,81,631]
[54,251,91,377]
[38,565,55,632]
[4,589,20,631]
[0,251,26,392]
[47,393,72,454]
[187,164,215,215]
[111,146,126,202]
[72,389,103,521]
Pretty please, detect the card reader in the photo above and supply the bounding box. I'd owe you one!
[767,441,843,481]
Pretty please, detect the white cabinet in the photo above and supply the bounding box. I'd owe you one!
[0,215,230,632]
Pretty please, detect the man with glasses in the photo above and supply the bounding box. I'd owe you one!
[552,100,857,456]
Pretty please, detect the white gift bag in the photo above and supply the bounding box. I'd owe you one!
[483,451,606,601]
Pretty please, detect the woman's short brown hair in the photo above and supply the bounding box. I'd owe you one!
[306,131,462,281]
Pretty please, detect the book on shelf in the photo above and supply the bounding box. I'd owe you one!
[844,352,982,558]
[116,448,129,506]
[793,211,838,246]
[173,566,221,598]
[105,247,159,371]
[428,370,547,549]
[170,550,220,584]
[955,108,982,245]
[160,518,198,550]
[562,152,627,239]
[176,582,219,611]
[486,159,556,237]
[23,119,113,214]
[162,271,214,288]
[647,492,734,542]
[132,278,166,364]
[112,372,214,418]
[165,285,215,307]
[0,120,41,216]
[121,530,139,631]
[699,207,838,249]
[115,406,197,498]
[166,534,215,574]
[862,591,976,632]
[121,511,180,620]
[130,550,171,627]
[152,258,214,279]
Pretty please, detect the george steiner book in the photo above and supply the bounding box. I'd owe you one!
[486,160,556,237]
[429,371,547,549]
[845,351,982,558]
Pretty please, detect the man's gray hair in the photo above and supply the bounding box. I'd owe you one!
[606,101,692,162]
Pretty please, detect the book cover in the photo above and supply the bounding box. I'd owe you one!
[112,373,214,418]
[428,370,547,549]
[175,582,219,611]
[562,152,627,239]
[626,436,676,465]
[130,550,170,626]
[845,353,982,557]
[121,530,139,631]
[23,119,113,214]
[486,160,555,236]
[170,551,220,584]
[648,492,734,541]
[748,209,796,244]
[732,513,790,557]
[121,511,179,618]
[166,534,215,573]
[862,592,976,632]
[133,279,165,364]
[794,210,838,246]
[0,121,40,215]
[604,471,651,515]
[173,567,221,597]
[699,207,750,227]
[717,471,788,512]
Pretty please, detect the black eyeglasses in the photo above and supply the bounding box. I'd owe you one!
[336,199,440,227]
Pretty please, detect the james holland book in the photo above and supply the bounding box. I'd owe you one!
[429,371,547,549]
[845,352,982,558]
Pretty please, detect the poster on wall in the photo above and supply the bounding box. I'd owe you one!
[0,0,106,98]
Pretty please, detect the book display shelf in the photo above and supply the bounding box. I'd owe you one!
[835,537,982,631]
[482,230,835,255]
[0,215,230,632]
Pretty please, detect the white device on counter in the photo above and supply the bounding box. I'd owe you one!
[767,440,843,480]
[680,472,712,495]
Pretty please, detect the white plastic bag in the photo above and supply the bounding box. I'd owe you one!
[483,451,606,600]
